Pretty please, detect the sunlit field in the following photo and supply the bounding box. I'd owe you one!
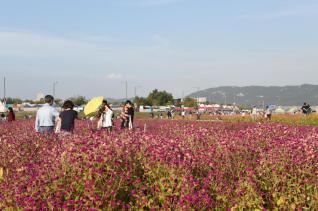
[138,112,318,125]
[14,110,318,125]
[0,118,317,210]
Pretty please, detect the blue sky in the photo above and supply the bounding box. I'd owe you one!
[1,0,318,99]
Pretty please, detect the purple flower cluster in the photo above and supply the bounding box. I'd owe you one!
[0,119,317,209]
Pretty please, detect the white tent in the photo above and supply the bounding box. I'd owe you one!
[274,106,285,114]
[288,107,299,113]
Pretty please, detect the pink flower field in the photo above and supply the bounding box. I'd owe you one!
[0,119,317,210]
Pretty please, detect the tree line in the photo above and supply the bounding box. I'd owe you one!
[1,89,198,107]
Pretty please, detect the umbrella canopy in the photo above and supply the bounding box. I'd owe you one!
[84,96,104,116]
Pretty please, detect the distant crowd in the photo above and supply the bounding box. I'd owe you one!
[0,96,314,129]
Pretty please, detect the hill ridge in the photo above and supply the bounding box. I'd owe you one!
[188,84,318,106]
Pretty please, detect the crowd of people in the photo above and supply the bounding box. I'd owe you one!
[33,95,135,134]
[0,96,315,129]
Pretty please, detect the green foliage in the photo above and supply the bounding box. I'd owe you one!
[183,97,197,107]
[147,89,173,106]
[68,95,88,106]
[134,96,151,107]
[2,97,23,104]
[134,89,174,106]
[34,99,45,104]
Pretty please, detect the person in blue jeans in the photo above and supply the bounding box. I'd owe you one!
[35,95,59,133]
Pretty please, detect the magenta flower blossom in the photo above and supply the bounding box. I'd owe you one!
[0,119,317,210]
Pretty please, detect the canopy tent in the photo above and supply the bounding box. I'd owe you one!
[288,107,299,113]
[274,107,285,114]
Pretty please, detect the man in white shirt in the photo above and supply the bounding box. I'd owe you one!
[35,95,59,133]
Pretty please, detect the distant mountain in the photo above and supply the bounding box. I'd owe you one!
[188,84,318,106]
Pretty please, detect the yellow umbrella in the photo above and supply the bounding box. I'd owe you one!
[84,96,104,115]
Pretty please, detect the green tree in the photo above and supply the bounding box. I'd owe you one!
[147,89,173,106]
[68,96,88,106]
[3,97,23,104]
[24,99,36,104]
[183,97,197,107]
[34,99,45,104]
[134,96,151,107]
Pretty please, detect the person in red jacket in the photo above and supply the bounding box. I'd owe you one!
[7,107,15,122]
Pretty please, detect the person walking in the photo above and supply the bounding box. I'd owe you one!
[167,110,172,119]
[301,102,311,115]
[196,110,201,120]
[251,106,258,121]
[35,95,59,133]
[6,107,15,122]
[57,100,78,134]
[265,106,272,121]
[181,110,186,119]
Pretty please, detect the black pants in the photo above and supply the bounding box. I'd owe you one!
[121,119,129,129]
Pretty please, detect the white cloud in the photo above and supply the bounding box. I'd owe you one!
[0,30,102,60]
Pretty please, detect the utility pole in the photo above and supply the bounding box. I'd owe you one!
[3,77,6,104]
[134,85,141,98]
[193,86,200,103]
[121,81,128,100]
[53,81,58,98]
[125,81,128,100]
